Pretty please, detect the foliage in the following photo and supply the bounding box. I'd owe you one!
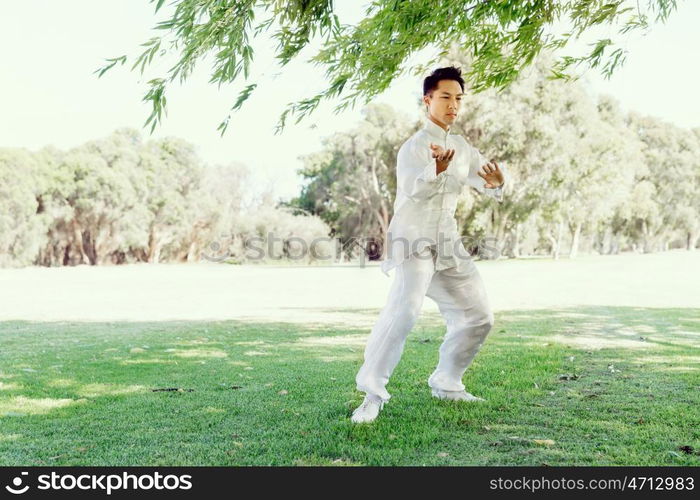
[96,0,681,134]
[291,51,699,258]
[0,131,330,267]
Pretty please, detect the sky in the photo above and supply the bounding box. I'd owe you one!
[2,1,699,202]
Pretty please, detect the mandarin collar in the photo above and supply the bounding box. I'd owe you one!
[423,116,451,139]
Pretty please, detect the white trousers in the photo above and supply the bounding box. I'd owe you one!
[355,245,495,401]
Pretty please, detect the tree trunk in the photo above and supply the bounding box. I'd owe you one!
[373,200,389,237]
[569,221,582,259]
[601,227,613,255]
[548,220,564,260]
[641,220,654,253]
[545,233,557,259]
[147,227,161,264]
[63,243,71,266]
[81,229,97,265]
[71,220,89,265]
[488,210,509,259]
[337,238,345,264]
[592,230,603,255]
[186,240,198,262]
[510,224,521,258]
[133,247,149,262]
[609,235,620,255]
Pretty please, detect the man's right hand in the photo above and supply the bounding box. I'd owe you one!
[430,143,454,175]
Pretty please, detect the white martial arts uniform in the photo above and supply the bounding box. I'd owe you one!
[355,117,510,402]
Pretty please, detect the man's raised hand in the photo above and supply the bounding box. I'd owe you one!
[478,159,504,188]
[429,142,454,175]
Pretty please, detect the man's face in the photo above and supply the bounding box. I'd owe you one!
[423,79,463,127]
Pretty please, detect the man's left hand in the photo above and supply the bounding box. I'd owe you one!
[478,159,504,188]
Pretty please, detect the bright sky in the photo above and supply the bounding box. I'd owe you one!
[1,1,698,202]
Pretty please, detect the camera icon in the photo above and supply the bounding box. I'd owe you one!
[5,472,29,494]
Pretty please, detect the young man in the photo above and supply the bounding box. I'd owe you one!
[351,66,509,423]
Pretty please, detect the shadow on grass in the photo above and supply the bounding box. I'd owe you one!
[0,306,698,466]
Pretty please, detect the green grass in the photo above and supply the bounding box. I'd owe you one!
[0,306,698,466]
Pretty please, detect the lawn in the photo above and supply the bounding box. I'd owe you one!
[1,305,698,466]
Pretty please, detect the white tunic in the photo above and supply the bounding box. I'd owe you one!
[380,117,509,276]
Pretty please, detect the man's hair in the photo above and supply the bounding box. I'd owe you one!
[423,66,465,96]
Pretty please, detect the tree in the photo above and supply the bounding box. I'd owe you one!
[0,149,48,267]
[620,113,700,252]
[585,96,644,255]
[52,130,146,265]
[0,128,333,268]
[556,95,641,258]
[138,136,206,263]
[180,161,251,263]
[288,103,414,257]
[444,49,637,259]
[289,46,699,260]
[97,0,681,135]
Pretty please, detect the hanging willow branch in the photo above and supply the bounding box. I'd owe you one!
[95,0,681,135]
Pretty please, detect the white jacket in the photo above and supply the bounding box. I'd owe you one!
[380,117,509,276]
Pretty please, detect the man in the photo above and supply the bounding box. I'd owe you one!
[351,66,509,423]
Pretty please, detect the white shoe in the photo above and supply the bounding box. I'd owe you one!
[350,395,385,423]
[431,389,485,402]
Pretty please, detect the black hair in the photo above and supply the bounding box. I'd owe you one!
[423,66,465,96]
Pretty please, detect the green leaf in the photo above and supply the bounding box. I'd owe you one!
[93,56,127,78]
